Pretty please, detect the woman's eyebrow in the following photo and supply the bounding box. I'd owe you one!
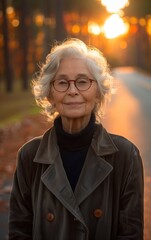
[77,73,88,77]
[55,73,89,79]
[55,74,68,79]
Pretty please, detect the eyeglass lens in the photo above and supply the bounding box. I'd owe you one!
[53,77,93,92]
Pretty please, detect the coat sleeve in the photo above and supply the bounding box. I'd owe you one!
[9,148,33,240]
[117,145,144,239]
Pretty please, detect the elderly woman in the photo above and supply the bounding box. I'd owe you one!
[9,38,144,240]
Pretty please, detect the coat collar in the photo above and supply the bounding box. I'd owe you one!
[92,124,118,156]
[33,124,118,165]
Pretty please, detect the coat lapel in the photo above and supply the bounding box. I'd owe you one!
[34,128,86,224]
[74,125,118,204]
[41,153,87,225]
[74,147,113,204]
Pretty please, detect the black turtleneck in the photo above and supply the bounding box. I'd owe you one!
[54,114,95,191]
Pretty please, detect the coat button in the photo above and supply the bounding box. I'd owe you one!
[46,212,55,222]
[93,209,103,218]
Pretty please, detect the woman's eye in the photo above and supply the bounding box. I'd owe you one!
[77,78,88,84]
[58,80,68,85]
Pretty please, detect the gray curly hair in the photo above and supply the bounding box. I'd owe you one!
[32,38,114,123]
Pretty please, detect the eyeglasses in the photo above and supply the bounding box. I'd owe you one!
[51,77,96,92]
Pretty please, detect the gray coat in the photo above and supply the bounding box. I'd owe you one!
[9,124,144,240]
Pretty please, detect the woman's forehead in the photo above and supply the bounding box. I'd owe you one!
[56,57,91,76]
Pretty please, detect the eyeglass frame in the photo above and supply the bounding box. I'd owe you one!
[51,77,96,92]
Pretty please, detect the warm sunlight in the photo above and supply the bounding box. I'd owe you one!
[101,0,129,13]
[88,22,102,35]
[147,18,151,36]
[103,14,129,39]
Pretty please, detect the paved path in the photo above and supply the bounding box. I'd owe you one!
[103,67,151,240]
[0,180,11,240]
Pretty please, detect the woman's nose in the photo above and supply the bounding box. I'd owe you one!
[67,82,78,94]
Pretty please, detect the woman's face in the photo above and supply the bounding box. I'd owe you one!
[49,57,99,126]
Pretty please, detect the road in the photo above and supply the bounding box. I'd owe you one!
[103,67,151,240]
[0,67,151,239]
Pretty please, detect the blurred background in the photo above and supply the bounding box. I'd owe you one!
[1,0,151,93]
[0,0,151,239]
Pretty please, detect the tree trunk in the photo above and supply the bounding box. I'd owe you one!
[1,0,13,92]
[55,0,67,41]
[19,0,30,90]
[42,0,54,60]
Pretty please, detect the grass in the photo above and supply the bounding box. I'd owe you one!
[0,81,40,127]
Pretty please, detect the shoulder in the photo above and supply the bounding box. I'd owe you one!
[18,128,51,160]
[19,136,42,157]
[95,124,140,155]
[110,133,138,153]
[15,129,53,180]
[110,133,141,159]
[99,124,142,164]
[108,133,142,171]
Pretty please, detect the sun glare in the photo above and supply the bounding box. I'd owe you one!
[101,0,129,13]
[103,14,129,39]
[88,22,102,35]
